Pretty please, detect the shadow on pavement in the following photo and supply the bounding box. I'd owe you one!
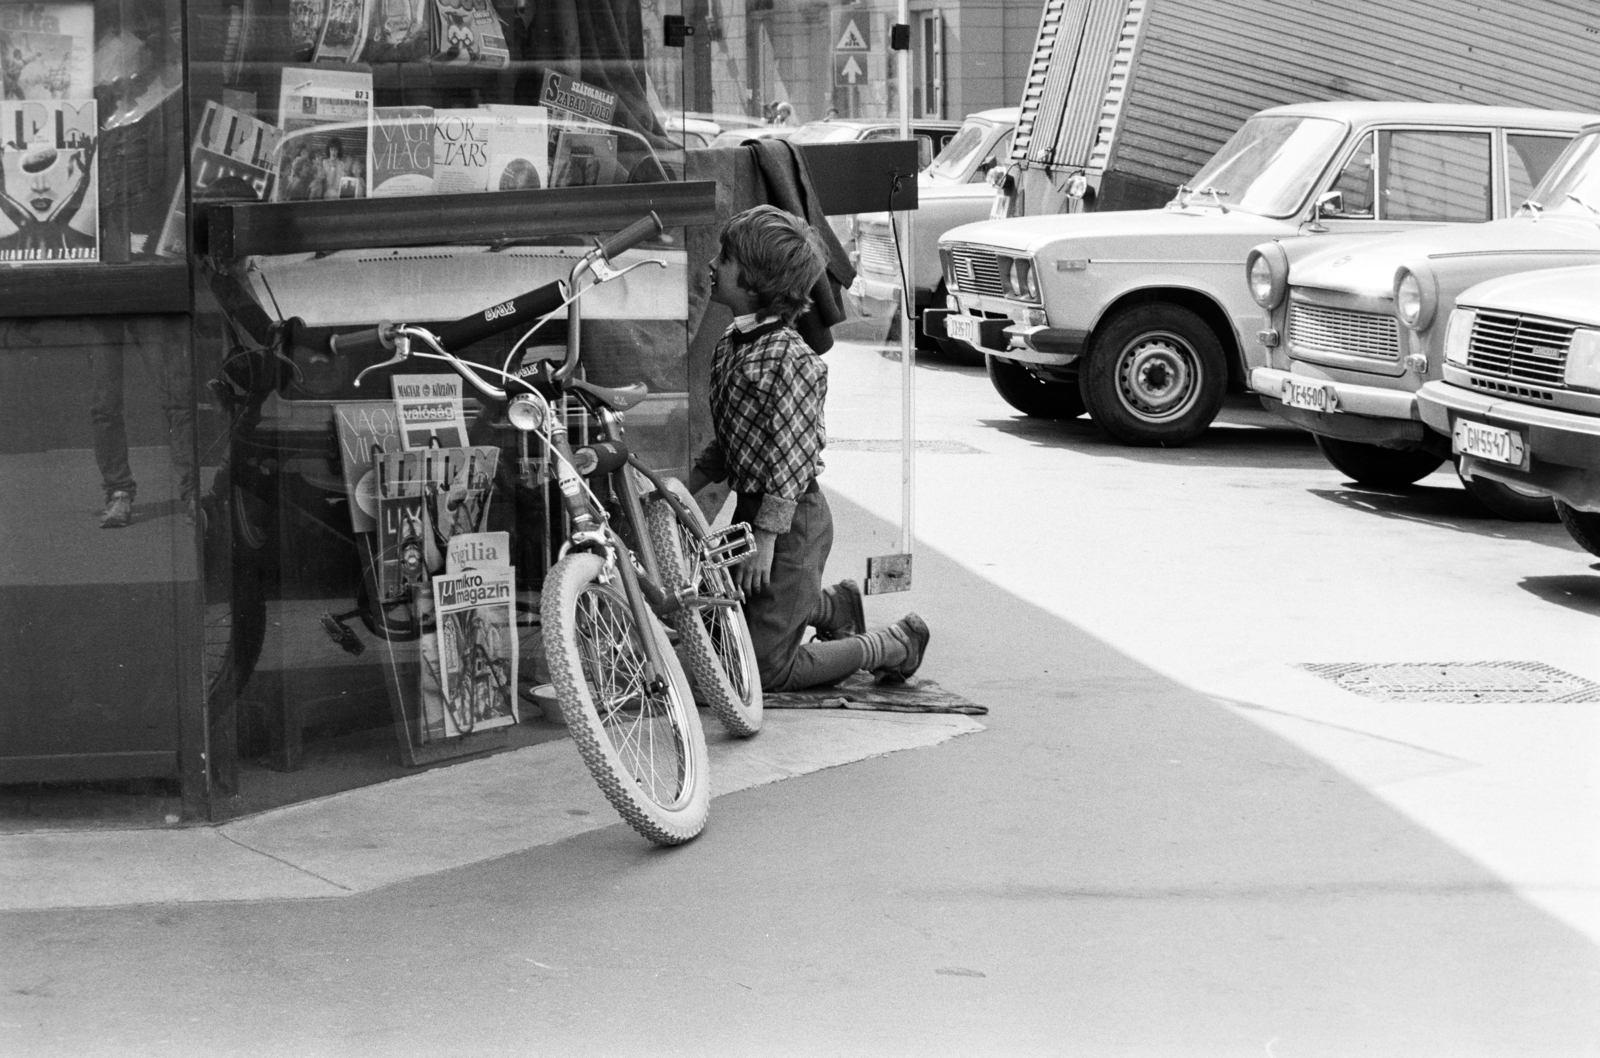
[1519,574,1600,617]
[977,411,1320,469]
[1310,485,1585,553]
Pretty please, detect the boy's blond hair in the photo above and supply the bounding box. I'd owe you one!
[720,205,828,324]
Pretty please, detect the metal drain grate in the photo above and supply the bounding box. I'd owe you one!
[828,439,983,454]
[1300,661,1600,703]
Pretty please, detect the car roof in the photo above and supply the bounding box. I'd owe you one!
[800,118,961,131]
[1254,100,1600,129]
[968,107,1021,123]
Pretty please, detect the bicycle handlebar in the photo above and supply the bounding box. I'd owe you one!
[328,322,394,358]
[599,212,664,262]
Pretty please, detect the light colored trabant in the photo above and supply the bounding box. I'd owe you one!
[1417,264,1600,553]
[937,102,1595,446]
[1247,122,1600,517]
[849,107,1019,350]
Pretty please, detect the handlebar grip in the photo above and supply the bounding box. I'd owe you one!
[598,212,663,262]
[329,323,393,358]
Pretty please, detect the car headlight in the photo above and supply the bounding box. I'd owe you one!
[1245,243,1288,309]
[1009,258,1039,301]
[1565,327,1600,391]
[1394,265,1437,330]
[940,249,957,291]
[1443,309,1475,366]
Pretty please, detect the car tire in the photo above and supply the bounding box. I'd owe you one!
[1315,435,1444,488]
[987,355,1085,419]
[1457,468,1559,522]
[1079,303,1227,446]
[1556,501,1600,557]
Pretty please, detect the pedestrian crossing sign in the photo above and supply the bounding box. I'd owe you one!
[834,13,870,51]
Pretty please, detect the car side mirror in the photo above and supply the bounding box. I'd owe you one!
[1316,191,1344,218]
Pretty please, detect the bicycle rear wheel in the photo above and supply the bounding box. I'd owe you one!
[644,482,763,737]
[542,552,709,844]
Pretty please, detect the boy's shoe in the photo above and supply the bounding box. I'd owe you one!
[99,491,133,529]
[815,578,866,640]
[873,613,929,684]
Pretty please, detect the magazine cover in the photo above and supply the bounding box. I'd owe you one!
[0,3,93,100]
[430,0,507,68]
[538,71,616,126]
[446,530,511,574]
[0,97,97,263]
[431,445,497,542]
[550,127,619,188]
[156,99,282,258]
[313,0,368,63]
[368,105,432,197]
[431,562,518,736]
[273,66,372,201]
[431,109,490,193]
[334,400,403,532]
[289,0,326,60]
[362,0,430,62]
[485,106,547,191]
[392,373,468,449]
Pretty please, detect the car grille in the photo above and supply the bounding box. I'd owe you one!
[856,228,899,276]
[1288,303,1400,361]
[1466,310,1572,390]
[946,246,1007,298]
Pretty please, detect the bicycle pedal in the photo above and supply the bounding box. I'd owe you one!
[701,522,756,570]
[320,613,365,656]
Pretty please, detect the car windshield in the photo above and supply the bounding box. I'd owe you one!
[789,123,864,144]
[1180,115,1347,217]
[1524,130,1600,219]
[926,122,989,181]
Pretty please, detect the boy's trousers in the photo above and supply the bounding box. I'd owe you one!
[734,481,865,692]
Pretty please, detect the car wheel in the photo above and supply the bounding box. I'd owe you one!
[1457,468,1559,522]
[987,355,1085,419]
[1315,435,1444,487]
[1079,303,1227,446]
[1556,501,1600,557]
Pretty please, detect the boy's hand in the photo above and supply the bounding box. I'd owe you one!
[736,529,777,595]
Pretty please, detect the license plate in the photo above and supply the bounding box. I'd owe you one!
[1281,377,1339,413]
[946,314,982,346]
[1453,418,1527,468]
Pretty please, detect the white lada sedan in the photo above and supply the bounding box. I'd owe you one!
[938,102,1594,446]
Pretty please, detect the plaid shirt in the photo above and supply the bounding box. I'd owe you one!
[693,315,827,534]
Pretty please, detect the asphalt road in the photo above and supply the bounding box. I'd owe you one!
[4,340,1598,1057]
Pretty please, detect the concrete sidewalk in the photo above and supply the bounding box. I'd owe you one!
[0,710,980,910]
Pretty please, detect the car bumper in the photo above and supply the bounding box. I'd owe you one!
[934,312,1086,365]
[1417,381,1600,512]
[1249,367,1427,445]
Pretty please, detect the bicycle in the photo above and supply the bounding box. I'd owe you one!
[329,212,762,844]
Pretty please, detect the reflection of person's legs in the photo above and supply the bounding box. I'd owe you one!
[88,328,135,528]
[148,316,199,506]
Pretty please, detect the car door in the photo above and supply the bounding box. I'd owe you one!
[1313,125,1499,235]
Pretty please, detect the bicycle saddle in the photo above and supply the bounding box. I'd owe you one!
[569,379,647,411]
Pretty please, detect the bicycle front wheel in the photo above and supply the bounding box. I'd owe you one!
[644,483,763,737]
[542,552,710,845]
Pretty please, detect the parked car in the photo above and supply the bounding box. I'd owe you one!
[848,107,1019,353]
[937,102,1595,446]
[1416,265,1600,552]
[707,125,803,149]
[1247,119,1600,517]
[663,114,723,149]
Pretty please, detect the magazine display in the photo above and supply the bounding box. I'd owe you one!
[373,444,499,598]
[431,109,491,194]
[369,105,433,197]
[313,0,368,63]
[289,0,326,61]
[333,400,403,533]
[430,560,518,737]
[0,98,97,263]
[362,0,431,62]
[446,531,511,574]
[392,372,468,449]
[429,0,507,68]
[551,127,620,188]
[156,100,282,258]
[537,72,617,126]
[0,3,93,101]
[484,106,548,191]
[273,66,372,200]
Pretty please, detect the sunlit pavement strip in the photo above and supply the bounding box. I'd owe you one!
[823,340,1600,944]
[0,711,981,911]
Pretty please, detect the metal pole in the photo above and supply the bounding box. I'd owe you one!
[897,0,915,558]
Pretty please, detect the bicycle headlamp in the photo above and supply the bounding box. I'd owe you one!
[508,392,551,433]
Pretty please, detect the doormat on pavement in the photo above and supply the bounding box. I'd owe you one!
[1299,661,1600,703]
[765,674,987,714]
